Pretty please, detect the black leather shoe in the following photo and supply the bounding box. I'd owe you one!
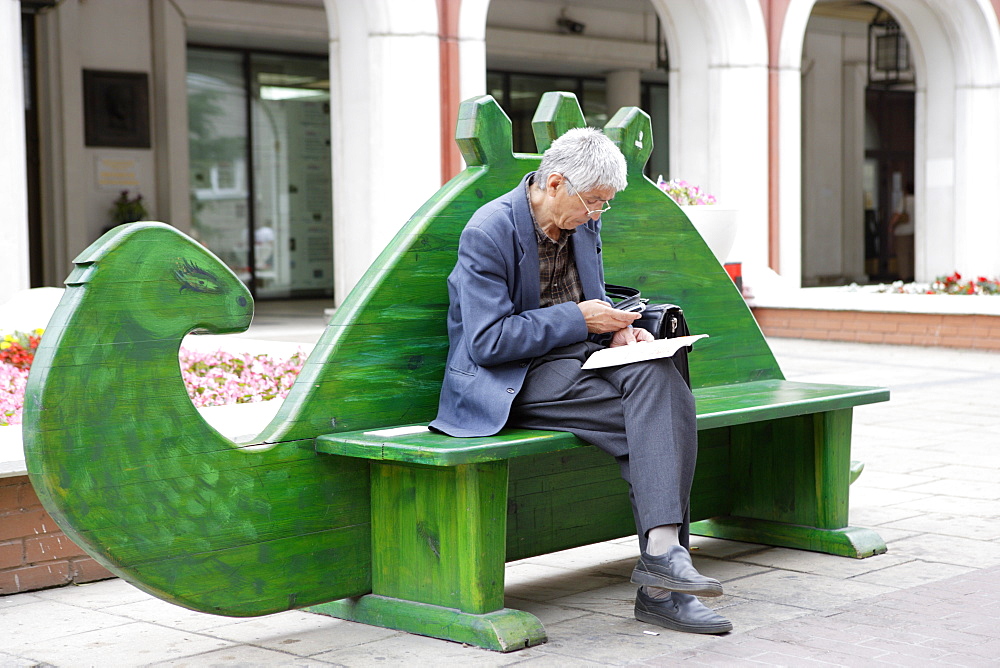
[630,545,723,597]
[634,588,733,634]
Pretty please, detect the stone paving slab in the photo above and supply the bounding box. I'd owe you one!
[670,565,1000,666]
[17,621,236,666]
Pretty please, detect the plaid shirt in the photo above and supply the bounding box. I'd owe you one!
[526,180,584,308]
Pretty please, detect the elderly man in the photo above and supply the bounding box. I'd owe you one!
[430,128,731,635]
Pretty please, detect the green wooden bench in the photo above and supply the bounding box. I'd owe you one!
[24,92,887,654]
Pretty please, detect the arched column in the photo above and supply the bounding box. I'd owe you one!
[0,3,30,292]
[606,69,642,112]
[325,0,442,304]
[457,0,489,102]
[652,0,770,270]
[780,0,1000,283]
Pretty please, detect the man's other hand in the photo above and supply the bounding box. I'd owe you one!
[578,299,641,334]
[610,325,655,347]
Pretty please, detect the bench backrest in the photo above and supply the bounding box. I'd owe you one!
[24,92,781,618]
[262,92,781,443]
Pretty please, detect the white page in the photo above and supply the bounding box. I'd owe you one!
[363,425,431,437]
[581,334,709,370]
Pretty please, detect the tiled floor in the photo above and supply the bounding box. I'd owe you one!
[3,300,999,666]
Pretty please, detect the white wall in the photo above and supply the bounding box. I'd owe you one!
[36,1,173,282]
[485,0,659,76]
[800,16,867,285]
[458,0,490,103]
[325,0,442,305]
[484,0,658,116]
[34,0,329,287]
[656,0,769,270]
[0,3,29,292]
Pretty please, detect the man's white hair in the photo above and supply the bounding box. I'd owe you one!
[537,127,628,194]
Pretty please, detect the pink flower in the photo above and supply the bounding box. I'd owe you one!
[1,344,305,424]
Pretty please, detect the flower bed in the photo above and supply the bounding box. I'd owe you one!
[1,330,305,426]
[849,272,1000,296]
[654,177,717,206]
[181,348,305,408]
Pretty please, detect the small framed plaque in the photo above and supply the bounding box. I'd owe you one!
[83,70,151,148]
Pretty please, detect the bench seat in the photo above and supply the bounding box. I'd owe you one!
[315,379,889,466]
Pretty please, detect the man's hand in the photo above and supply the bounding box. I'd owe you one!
[578,299,641,334]
[610,325,655,347]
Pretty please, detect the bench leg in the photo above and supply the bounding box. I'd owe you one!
[691,409,886,558]
[309,460,546,652]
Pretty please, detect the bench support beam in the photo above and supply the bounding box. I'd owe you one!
[309,595,546,652]
[310,458,546,651]
[691,409,887,558]
[690,518,886,558]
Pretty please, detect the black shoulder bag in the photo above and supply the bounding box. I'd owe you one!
[604,283,692,387]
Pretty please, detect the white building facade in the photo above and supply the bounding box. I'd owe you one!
[3,0,1000,303]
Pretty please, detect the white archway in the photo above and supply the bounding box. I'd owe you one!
[323,0,443,304]
[652,0,770,271]
[469,0,769,270]
[0,3,29,291]
[458,0,490,103]
[781,0,1000,283]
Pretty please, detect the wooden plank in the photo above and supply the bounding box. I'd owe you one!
[694,380,889,429]
[690,518,887,559]
[23,223,374,615]
[314,381,888,466]
[370,460,507,614]
[316,428,583,465]
[309,595,546,653]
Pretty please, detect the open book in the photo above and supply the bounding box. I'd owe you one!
[581,334,709,370]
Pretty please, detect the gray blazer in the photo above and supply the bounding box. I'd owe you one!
[430,173,607,437]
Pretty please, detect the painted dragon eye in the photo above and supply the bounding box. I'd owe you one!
[174,259,224,294]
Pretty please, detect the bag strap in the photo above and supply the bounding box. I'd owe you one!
[604,283,647,312]
[603,283,639,301]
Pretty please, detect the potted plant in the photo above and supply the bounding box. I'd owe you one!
[110,190,148,226]
[655,177,738,264]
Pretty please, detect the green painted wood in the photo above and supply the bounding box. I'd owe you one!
[23,223,370,615]
[531,91,586,153]
[369,460,507,614]
[815,409,854,529]
[315,381,887,466]
[700,407,888,557]
[689,518,887,559]
[506,447,634,560]
[309,595,546,652]
[849,460,865,485]
[22,89,888,652]
[316,427,582,466]
[693,381,889,430]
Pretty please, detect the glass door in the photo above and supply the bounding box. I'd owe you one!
[187,48,332,298]
[250,55,331,298]
[188,49,251,286]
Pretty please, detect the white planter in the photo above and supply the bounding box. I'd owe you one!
[680,205,739,263]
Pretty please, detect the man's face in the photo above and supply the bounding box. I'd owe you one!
[550,176,615,231]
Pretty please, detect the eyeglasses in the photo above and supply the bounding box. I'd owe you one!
[562,175,612,218]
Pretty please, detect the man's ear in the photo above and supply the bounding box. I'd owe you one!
[545,172,564,194]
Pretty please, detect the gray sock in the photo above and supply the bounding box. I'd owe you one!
[646,524,680,555]
[644,586,673,600]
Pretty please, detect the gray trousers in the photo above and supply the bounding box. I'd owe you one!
[508,341,698,552]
